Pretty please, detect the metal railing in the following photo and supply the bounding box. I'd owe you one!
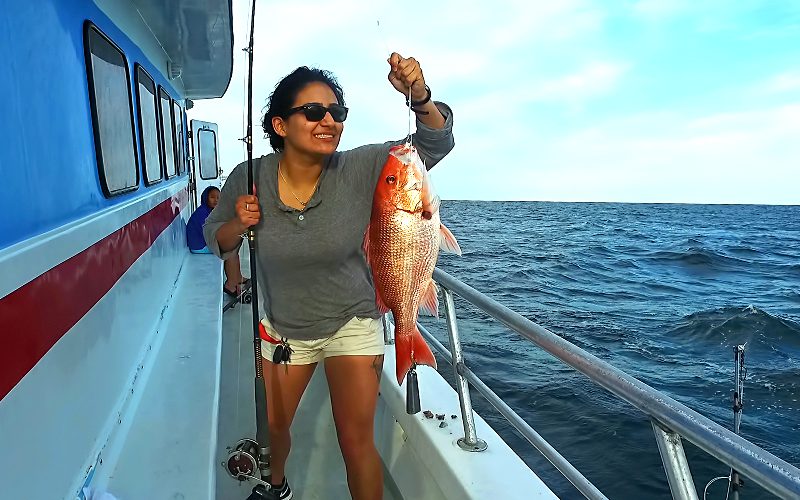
[416,268,800,500]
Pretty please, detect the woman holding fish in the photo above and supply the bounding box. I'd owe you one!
[203,52,457,500]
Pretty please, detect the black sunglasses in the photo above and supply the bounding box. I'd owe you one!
[285,103,348,123]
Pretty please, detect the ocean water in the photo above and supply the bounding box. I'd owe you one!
[422,201,800,499]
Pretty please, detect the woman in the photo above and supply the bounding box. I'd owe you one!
[203,52,454,500]
[186,186,246,297]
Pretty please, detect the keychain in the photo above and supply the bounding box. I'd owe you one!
[272,338,293,364]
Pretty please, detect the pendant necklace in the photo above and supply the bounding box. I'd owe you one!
[278,162,320,207]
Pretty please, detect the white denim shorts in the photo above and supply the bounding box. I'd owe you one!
[260,316,385,365]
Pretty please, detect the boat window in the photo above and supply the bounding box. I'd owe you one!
[84,23,139,196]
[172,100,185,175]
[135,65,163,186]
[198,128,219,180]
[159,87,177,178]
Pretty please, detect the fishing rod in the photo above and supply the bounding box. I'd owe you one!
[243,0,270,478]
[221,2,279,499]
[703,343,747,500]
[730,344,746,500]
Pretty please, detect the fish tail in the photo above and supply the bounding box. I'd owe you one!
[395,325,438,384]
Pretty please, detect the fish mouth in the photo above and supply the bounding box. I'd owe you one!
[391,148,419,166]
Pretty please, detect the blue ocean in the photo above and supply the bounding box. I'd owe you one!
[423,201,800,499]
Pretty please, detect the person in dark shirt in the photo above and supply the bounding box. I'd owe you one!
[187,186,246,297]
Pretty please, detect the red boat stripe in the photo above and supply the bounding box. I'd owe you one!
[0,189,188,402]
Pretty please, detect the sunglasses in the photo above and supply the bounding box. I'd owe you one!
[285,103,348,123]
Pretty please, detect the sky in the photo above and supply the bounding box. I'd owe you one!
[189,0,800,204]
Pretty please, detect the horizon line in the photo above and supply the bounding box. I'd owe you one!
[440,199,800,207]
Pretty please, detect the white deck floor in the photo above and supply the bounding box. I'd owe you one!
[93,251,554,499]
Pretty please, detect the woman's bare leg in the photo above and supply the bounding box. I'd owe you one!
[325,354,384,500]
[262,359,317,484]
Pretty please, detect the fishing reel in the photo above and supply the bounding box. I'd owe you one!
[224,439,282,499]
[224,438,264,481]
[241,289,253,304]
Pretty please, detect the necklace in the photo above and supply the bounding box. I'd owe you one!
[278,163,321,207]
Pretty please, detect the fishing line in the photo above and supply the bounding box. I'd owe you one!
[703,473,732,500]
[241,2,252,161]
[375,20,392,59]
[407,86,413,147]
[376,19,413,146]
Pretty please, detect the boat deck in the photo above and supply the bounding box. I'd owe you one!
[93,250,554,499]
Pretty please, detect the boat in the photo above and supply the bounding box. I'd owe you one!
[1,2,798,499]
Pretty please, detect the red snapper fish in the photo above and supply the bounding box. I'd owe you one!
[364,143,461,384]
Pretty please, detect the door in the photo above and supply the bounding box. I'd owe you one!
[189,120,222,213]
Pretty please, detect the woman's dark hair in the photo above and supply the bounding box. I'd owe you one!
[261,67,345,152]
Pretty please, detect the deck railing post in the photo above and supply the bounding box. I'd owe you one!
[652,420,699,500]
[441,286,488,452]
[382,314,394,345]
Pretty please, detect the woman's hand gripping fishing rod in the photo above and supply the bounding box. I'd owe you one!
[236,196,261,228]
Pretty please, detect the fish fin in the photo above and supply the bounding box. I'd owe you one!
[395,325,438,384]
[422,195,441,220]
[439,223,462,256]
[421,168,440,218]
[418,279,439,317]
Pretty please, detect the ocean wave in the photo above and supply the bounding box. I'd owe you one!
[641,280,685,294]
[725,244,762,256]
[684,237,706,247]
[646,246,748,270]
[666,306,800,348]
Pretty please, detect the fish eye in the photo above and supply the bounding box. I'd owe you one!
[386,175,396,184]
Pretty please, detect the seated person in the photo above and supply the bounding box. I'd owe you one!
[187,186,248,297]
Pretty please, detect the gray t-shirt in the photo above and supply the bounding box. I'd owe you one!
[203,102,454,340]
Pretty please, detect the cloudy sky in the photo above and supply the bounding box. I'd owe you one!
[189,0,800,204]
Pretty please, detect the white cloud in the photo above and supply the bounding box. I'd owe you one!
[631,0,800,35]
[189,0,799,205]
[532,61,628,104]
[632,0,692,21]
[191,0,617,161]
[759,71,800,95]
[432,104,800,204]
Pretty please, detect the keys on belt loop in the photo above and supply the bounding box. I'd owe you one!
[272,338,293,364]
